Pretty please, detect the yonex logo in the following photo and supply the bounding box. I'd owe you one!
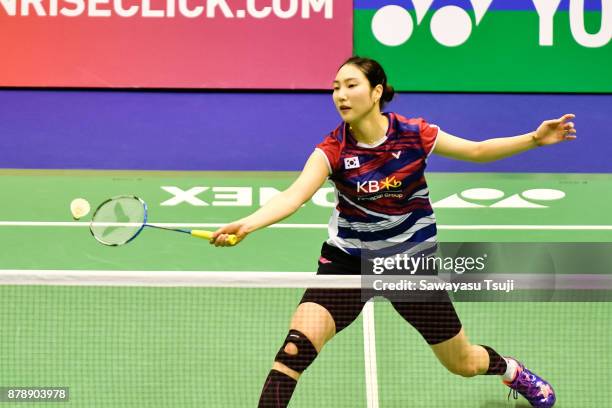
[371,1,611,48]
[344,157,361,169]
[432,188,566,208]
[160,186,337,207]
[159,186,567,209]
[357,176,402,193]
[372,2,489,47]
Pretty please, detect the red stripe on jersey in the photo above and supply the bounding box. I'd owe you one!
[391,159,423,178]
[336,200,370,219]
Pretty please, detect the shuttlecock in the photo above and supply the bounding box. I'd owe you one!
[70,198,91,220]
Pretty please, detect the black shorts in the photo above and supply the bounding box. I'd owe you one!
[300,243,463,345]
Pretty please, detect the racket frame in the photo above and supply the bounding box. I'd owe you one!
[89,195,234,246]
[89,195,148,246]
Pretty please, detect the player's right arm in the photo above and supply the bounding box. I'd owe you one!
[210,151,330,246]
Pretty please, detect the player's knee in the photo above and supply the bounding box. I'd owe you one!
[284,342,298,355]
[446,355,480,377]
[274,329,318,374]
[450,363,479,377]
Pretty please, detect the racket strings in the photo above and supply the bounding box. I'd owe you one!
[90,196,146,245]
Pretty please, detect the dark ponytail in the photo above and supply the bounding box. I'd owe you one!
[382,83,395,106]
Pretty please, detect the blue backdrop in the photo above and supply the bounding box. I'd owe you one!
[1,90,608,173]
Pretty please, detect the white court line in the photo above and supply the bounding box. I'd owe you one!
[362,300,379,408]
[0,222,328,228]
[1,270,610,289]
[438,225,612,230]
[0,270,362,287]
[1,222,612,230]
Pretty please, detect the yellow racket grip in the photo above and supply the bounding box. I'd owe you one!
[191,230,238,246]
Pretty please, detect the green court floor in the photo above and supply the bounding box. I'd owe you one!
[0,170,610,407]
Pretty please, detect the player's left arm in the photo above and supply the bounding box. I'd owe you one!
[432,113,576,163]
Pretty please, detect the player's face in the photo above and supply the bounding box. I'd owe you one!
[332,64,379,124]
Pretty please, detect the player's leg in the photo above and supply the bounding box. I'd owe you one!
[258,300,334,408]
[258,243,366,407]
[430,329,556,407]
[390,299,485,372]
[429,328,502,377]
[271,301,336,381]
[391,298,556,407]
[258,289,365,408]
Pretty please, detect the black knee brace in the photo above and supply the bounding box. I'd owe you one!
[274,329,318,373]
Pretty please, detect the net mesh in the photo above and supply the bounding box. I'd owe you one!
[0,272,611,407]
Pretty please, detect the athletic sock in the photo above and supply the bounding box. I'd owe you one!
[258,369,298,408]
[480,345,508,375]
[502,357,519,382]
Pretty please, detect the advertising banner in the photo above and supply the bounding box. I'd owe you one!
[0,0,352,88]
[354,0,611,92]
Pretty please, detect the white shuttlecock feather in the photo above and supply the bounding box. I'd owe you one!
[70,198,91,220]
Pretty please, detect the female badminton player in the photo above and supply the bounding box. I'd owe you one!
[211,57,575,408]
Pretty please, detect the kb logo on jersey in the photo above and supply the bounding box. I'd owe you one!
[357,176,402,193]
[344,157,360,169]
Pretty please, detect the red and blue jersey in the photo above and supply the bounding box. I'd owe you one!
[315,112,439,256]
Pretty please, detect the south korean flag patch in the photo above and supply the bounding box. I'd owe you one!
[344,156,360,170]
